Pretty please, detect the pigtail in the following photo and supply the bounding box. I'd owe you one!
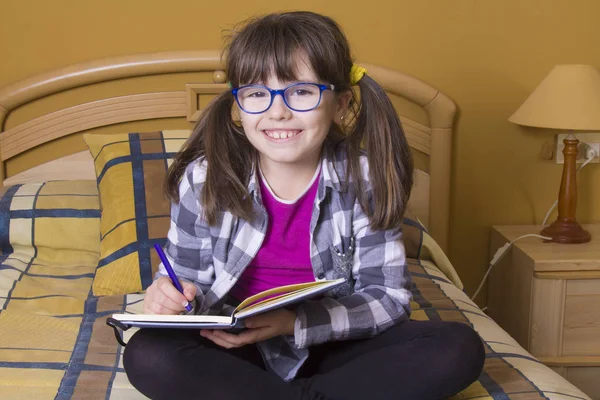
[346,74,414,231]
[166,91,256,225]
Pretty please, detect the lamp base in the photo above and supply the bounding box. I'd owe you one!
[541,219,591,244]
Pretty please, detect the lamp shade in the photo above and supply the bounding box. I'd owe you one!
[509,64,600,130]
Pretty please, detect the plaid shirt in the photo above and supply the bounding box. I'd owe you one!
[159,143,412,381]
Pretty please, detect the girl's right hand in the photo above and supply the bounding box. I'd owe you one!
[143,276,197,315]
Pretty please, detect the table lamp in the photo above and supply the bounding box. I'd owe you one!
[509,64,600,243]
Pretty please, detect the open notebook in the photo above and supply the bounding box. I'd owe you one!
[108,278,346,330]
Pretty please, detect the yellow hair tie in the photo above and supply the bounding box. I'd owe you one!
[350,64,367,85]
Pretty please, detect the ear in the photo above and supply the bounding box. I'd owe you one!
[333,90,353,124]
[231,105,244,127]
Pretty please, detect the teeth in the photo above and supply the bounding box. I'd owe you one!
[265,130,300,139]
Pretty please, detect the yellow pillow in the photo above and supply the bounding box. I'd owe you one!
[0,180,101,266]
[83,130,191,295]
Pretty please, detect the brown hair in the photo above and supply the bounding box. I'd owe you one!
[166,11,413,230]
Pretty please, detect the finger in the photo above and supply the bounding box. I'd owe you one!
[218,327,267,346]
[144,293,183,314]
[144,297,182,314]
[210,330,248,347]
[151,289,185,312]
[244,309,290,328]
[244,314,270,328]
[144,278,183,314]
[201,330,237,349]
[157,278,190,308]
[210,329,265,348]
[181,281,197,301]
[143,282,183,314]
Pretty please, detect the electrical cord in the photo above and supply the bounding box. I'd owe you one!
[471,233,552,302]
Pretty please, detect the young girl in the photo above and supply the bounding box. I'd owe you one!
[123,11,484,400]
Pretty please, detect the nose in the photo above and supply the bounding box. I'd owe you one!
[266,93,292,120]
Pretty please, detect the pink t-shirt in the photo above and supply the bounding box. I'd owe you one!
[229,168,320,301]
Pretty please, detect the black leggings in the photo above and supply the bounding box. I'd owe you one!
[123,320,485,400]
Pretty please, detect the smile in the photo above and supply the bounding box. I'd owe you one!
[262,130,302,140]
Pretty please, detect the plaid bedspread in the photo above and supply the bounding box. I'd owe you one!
[0,181,592,400]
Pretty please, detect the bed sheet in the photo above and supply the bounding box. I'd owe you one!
[0,181,591,399]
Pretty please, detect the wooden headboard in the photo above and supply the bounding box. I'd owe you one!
[0,50,456,250]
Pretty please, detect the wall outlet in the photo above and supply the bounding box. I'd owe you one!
[555,132,600,164]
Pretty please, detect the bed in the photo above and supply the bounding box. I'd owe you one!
[0,50,592,399]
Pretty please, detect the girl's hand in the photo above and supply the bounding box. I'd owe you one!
[144,276,196,315]
[200,308,296,348]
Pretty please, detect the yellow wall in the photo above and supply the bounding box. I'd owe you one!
[2,0,600,305]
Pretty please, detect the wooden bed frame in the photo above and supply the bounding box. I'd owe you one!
[0,50,456,251]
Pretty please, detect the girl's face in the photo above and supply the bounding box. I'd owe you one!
[238,57,351,171]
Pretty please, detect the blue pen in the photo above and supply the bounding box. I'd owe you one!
[154,243,193,312]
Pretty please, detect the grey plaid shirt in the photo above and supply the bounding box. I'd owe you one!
[159,143,412,381]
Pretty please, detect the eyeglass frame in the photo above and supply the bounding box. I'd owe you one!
[231,82,335,114]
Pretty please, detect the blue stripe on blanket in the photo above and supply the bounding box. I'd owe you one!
[425,307,494,320]
[13,193,98,197]
[0,185,20,255]
[130,133,153,289]
[92,136,185,163]
[107,294,131,397]
[1,184,44,309]
[96,152,177,184]
[53,310,114,319]
[0,361,125,373]
[402,217,427,232]
[476,342,546,399]
[486,352,543,364]
[96,238,165,268]
[0,253,10,267]
[100,214,170,241]
[0,264,94,280]
[9,209,101,219]
[0,347,71,352]
[477,369,510,400]
[55,289,98,399]
[410,262,443,321]
[410,271,451,285]
[0,361,68,370]
[1,295,76,300]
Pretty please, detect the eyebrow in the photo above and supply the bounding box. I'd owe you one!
[241,80,324,88]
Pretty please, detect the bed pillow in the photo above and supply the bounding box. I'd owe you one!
[0,180,101,267]
[83,130,191,295]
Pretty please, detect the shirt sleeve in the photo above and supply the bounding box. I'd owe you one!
[293,194,412,348]
[154,159,215,312]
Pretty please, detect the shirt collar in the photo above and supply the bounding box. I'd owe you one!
[246,140,347,202]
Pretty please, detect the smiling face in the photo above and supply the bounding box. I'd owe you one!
[238,56,350,173]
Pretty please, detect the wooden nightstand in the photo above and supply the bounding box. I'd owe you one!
[488,224,600,400]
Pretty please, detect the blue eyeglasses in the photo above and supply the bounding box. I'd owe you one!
[231,82,335,114]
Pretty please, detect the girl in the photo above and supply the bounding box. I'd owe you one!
[124,11,484,400]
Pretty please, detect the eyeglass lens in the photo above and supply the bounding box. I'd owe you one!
[237,84,322,113]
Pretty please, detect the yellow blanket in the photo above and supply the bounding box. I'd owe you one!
[0,180,590,399]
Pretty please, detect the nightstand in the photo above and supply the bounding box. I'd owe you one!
[488,224,600,400]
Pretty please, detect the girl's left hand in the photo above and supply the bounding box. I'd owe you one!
[200,308,296,348]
